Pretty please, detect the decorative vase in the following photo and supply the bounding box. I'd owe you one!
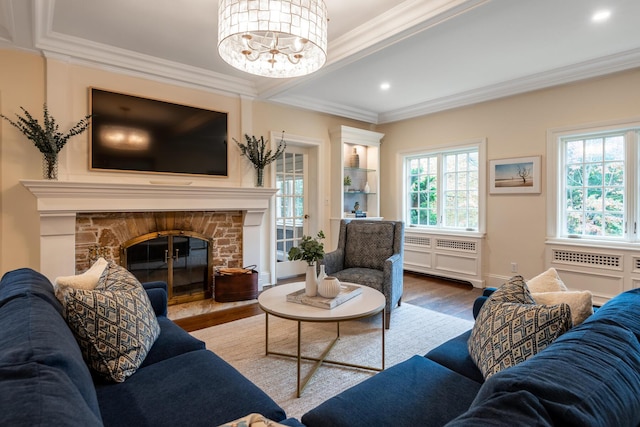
[318,276,341,298]
[42,153,58,180]
[255,167,264,187]
[305,264,317,296]
[350,148,360,168]
[317,264,327,283]
[364,182,370,193]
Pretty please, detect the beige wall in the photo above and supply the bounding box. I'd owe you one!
[0,49,369,276]
[3,47,639,286]
[378,68,640,285]
[0,50,45,273]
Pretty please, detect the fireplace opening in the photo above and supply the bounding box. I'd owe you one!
[121,230,213,305]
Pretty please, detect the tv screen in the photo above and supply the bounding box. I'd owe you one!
[90,88,228,177]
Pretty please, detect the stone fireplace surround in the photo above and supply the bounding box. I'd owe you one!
[21,180,277,287]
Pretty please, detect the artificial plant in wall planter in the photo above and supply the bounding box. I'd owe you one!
[235,133,286,187]
[1,104,92,180]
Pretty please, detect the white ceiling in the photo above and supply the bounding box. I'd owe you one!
[1,0,639,124]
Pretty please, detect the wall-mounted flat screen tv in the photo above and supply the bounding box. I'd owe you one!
[90,88,228,177]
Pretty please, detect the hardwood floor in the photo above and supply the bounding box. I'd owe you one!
[174,271,483,332]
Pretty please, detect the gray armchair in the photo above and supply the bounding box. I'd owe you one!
[322,219,404,329]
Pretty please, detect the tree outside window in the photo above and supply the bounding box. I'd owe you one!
[406,147,480,230]
[563,134,625,237]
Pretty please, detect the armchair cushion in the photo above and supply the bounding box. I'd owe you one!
[332,268,384,292]
[344,221,395,270]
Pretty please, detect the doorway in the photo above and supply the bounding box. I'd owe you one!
[273,133,322,280]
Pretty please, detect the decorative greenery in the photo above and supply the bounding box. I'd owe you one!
[0,104,92,155]
[288,231,325,266]
[234,133,286,170]
[343,175,352,186]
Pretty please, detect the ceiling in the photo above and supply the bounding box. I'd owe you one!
[1,0,639,124]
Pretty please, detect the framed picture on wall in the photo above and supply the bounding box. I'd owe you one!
[489,156,541,194]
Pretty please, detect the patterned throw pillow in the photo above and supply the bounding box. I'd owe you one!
[58,263,160,382]
[486,275,535,305]
[468,275,572,379]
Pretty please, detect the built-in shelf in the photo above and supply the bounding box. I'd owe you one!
[329,126,385,245]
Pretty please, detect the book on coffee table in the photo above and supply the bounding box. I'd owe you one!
[286,284,362,309]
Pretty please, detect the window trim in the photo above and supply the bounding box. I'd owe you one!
[399,138,487,235]
[546,117,640,246]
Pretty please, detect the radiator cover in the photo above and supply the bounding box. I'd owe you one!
[545,239,640,305]
[404,230,484,288]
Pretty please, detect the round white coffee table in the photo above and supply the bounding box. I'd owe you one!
[258,282,386,397]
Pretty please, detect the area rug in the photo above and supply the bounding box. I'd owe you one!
[190,303,473,420]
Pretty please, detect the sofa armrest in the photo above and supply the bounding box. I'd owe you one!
[321,249,344,275]
[143,281,168,317]
[483,287,497,297]
[472,288,497,319]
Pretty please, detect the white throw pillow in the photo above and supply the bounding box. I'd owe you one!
[532,290,593,325]
[55,257,108,290]
[526,268,568,293]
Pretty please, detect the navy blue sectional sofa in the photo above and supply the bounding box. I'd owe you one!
[0,268,302,427]
[302,288,640,427]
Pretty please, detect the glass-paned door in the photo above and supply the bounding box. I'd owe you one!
[276,147,309,279]
[171,236,210,301]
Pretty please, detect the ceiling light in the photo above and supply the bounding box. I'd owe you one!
[592,9,611,22]
[218,0,328,78]
[380,82,391,90]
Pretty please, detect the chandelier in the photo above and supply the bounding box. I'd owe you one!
[218,0,328,78]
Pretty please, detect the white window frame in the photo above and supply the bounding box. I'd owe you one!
[401,138,487,235]
[547,117,640,247]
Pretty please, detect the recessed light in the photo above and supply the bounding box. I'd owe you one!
[592,9,611,22]
[380,82,391,90]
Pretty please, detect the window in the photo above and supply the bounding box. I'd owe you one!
[404,140,485,232]
[549,119,640,242]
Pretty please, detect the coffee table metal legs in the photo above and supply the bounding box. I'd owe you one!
[264,311,385,397]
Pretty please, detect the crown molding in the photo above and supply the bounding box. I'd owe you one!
[328,0,488,66]
[378,47,640,124]
[33,1,256,98]
[270,94,379,124]
[0,0,14,42]
[257,0,488,100]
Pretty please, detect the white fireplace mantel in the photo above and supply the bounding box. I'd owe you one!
[21,180,278,283]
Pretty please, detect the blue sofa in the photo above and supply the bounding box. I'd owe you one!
[302,287,640,426]
[0,268,303,427]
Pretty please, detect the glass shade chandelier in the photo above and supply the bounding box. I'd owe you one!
[218,0,328,78]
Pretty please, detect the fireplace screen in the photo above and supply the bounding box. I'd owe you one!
[121,231,213,304]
